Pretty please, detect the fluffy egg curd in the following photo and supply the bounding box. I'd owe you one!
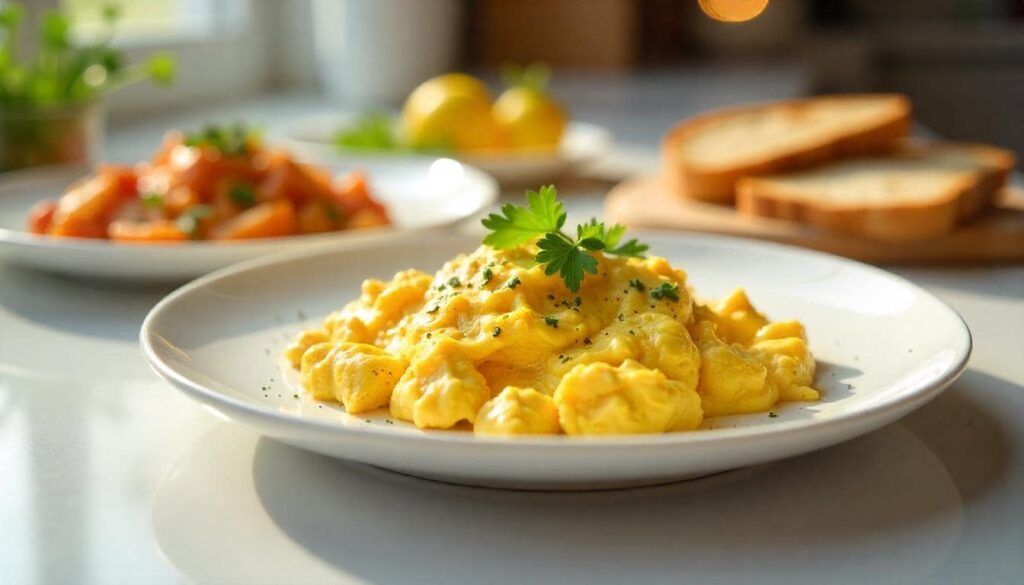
[283,243,820,437]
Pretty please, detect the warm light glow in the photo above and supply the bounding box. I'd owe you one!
[427,157,465,189]
[170,144,200,169]
[698,0,769,22]
[82,64,108,88]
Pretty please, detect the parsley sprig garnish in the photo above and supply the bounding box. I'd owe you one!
[481,186,648,292]
[650,282,680,302]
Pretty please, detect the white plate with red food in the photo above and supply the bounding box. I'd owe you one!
[0,127,498,280]
[141,225,970,490]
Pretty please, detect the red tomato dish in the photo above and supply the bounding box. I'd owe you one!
[27,125,390,242]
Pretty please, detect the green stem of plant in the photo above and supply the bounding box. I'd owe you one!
[554,230,576,246]
[99,63,148,95]
[6,21,16,61]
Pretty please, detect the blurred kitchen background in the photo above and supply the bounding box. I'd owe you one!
[9,0,1024,158]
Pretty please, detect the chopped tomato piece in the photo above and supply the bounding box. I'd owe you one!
[108,220,189,243]
[109,166,139,196]
[334,172,390,220]
[297,200,339,234]
[48,217,107,239]
[259,155,325,205]
[163,186,201,217]
[27,201,58,234]
[49,169,134,236]
[210,200,297,240]
[346,208,390,230]
[151,132,184,166]
[167,147,258,203]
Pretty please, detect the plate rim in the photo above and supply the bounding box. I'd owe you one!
[140,230,972,449]
[276,118,613,165]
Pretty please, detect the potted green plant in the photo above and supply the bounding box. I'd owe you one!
[0,3,175,173]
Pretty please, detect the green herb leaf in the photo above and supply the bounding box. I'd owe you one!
[481,267,493,285]
[145,53,177,86]
[187,205,214,219]
[576,219,605,242]
[650,282,680,302]
[481,186,647,292]
[481,185,565,249]
[140,192,164,208]
[101,3,122,24]
[184,124,260,156]
[500,62,552,92]
[603,224,626,248]
[324,202,344,222]
[176,204,215,238]
[40,12,70,51]
[543,316,559,328]
[333,112,397,151]
[607,238,649,258]
[0,5,23,28]
[229,183,256,207]
[536,232,598,293]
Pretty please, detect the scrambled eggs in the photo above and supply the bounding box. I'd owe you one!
[284,244,819,436]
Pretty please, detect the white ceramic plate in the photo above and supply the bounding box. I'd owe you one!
[0,159,497,280]
[141,232,970,490]
[276,113,612,187]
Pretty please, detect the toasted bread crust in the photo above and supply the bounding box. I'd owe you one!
[735,143,1016,242]
[661,94,912,203]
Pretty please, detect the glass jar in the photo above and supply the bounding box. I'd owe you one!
[0,101,104,173]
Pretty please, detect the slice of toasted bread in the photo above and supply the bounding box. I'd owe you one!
[735,143,1016,242]
[662,94,912,202]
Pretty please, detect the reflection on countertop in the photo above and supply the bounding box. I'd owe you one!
[148,368,1021,584]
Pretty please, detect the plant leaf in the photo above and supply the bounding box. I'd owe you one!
[41,12,70,51]
[482,185,565,249]
[603,223,626,248]
[607,238,648,258]
[145,53,177,85]
[333,112,397,151]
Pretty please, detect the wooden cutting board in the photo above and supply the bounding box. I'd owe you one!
[605,176,1024,264]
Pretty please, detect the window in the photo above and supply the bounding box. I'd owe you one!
[63,0,247,44]
[14,0,266,118]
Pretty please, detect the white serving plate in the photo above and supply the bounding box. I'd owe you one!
[141,232,970,490]
[0,158,497,280]
[276,114,612,187]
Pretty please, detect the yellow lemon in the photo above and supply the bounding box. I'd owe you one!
[400,74,505,152]
[408,73,492,107]
[493,86,567,151]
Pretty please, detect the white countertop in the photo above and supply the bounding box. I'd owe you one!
[2,70,1023,584]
